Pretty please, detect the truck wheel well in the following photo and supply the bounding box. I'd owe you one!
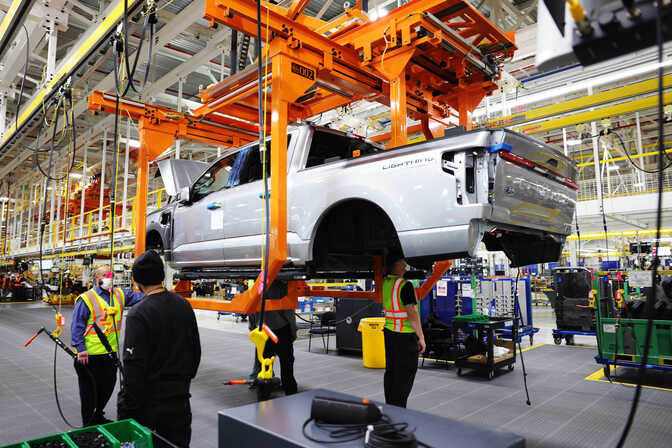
[311,199,401,272]
[146,230,164,253]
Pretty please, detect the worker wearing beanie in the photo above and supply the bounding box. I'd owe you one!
[117,250,201,448]
[382,249,425,408]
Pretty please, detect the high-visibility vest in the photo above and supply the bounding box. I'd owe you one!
[383,275,415,333]
[76,288,126,354]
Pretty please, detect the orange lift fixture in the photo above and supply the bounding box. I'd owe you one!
[88,0,515,313]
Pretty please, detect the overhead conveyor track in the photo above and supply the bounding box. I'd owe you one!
[0,0,145,156]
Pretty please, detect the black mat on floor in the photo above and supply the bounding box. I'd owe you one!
[1,303,671,448]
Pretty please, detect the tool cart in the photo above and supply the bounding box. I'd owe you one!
[453,316,517,380]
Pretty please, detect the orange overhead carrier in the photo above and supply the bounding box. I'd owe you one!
[88,0,515,313]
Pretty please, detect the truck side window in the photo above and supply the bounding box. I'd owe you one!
[238,136,292,185]
[306,130,380,168]
[192,154,237,202]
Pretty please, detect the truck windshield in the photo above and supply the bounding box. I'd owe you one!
[306,130,381,168]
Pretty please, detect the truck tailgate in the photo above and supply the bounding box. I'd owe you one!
[489,130,577,236]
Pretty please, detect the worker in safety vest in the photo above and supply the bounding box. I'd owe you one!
[71,265,144,425]
[382,250,425,408]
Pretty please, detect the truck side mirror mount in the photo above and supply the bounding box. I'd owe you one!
[177,186,191,205]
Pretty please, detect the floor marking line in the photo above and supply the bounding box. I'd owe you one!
[584,366,672,391]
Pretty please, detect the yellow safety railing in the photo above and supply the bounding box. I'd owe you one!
[2,187,166,257]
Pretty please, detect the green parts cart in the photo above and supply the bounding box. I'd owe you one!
[593,272,672,378]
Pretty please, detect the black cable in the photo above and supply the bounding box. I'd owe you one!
[35,89,76,311]
[122,0,148,94]
[615,1,666,445]
[575,212,581,263]
[593,134,611,266]
[302,416,433,448]
[15,25,29,132]
[513,268,531,406]
[606,130,672,174]
[256,0,271,331]
[53,342,77,428]
[112,0,153,96]
[108,94,122,272]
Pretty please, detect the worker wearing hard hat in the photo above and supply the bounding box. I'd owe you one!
[71,265,144,425]
[382,250,426,408]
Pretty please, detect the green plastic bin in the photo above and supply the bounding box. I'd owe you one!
[453,314,490,323]
[68,426,120,448]
[597,318,672,365]
[101,420,153,448]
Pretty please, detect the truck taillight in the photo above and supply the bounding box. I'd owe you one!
[499,151,579,191]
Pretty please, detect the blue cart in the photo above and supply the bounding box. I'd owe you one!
[552,329,595,345]
[595,355,672,380]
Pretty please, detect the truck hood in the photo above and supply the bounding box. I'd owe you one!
[156,159,208,196]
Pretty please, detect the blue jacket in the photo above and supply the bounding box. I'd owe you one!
[71,286,144,352]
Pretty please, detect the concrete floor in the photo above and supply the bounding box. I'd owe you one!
[1,301,671,447]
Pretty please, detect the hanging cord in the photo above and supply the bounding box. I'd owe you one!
[605,130,672,173]
[256,0,271,330]
[513,268,531,406]
[108,95,123,275]
[120,0,153,95]
[111,0,155,96]
[53,343,78,428]
[575,213,581,263]
[616,2,666,445]
[593,135,610,266]
[36,89,76,312]
[34,95,76,181]
[15,25,29,132]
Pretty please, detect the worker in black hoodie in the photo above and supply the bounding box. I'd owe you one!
[117,250,201,447]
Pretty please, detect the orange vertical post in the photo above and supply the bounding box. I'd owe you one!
[389,73,408,148]
[134,126,150,258]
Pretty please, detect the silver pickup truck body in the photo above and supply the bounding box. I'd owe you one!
[147,125,577,277]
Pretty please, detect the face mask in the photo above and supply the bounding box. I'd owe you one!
[100,277,112,291]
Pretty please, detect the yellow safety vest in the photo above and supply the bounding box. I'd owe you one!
[76,288,126,354]
[383,275,415,333]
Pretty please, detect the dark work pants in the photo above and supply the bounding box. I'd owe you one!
[263,325,298,395]
[141,396,192,448]
[383,329,419,408]
[74,354,117,425]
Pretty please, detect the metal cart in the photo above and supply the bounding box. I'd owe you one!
[453,317,517,380]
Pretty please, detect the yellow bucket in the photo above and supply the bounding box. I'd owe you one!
[358,317,386,368]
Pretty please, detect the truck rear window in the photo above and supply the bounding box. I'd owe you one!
[306,130,380,168]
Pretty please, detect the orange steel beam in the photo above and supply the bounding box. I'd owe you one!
[370,124,424,143]
[202,0,513,133]
[181,259,451,313]
[88,91,259,258]
[88,91,259,151]
[286,0,312,20]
